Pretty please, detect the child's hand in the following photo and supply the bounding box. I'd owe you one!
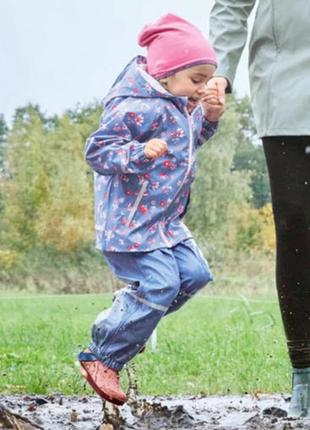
[201,88,225,122]
[144,139,168,159]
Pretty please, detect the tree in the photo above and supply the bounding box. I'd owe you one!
[233,141,270,208]
[0,114,8,217]
[34,104,102,251]
[35,113,97,251]
[233,97,271,208]
[0,106,49,253]
[0,102,102,263]
[0,114,8,174]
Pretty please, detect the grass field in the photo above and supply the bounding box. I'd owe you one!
[0,292,291,397]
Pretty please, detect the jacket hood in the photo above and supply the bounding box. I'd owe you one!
[103,56,188,110]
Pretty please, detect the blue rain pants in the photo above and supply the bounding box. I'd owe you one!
[89,238,213,371]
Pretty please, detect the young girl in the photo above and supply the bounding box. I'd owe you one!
[79,13,225,405]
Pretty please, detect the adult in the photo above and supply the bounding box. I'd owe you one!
[208,0,310,417]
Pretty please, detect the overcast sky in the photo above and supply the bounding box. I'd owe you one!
[1,0,251,123]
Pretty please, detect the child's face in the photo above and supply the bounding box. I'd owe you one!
[164,64,216,110]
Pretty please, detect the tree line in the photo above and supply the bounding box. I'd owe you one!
[0,96,274,288]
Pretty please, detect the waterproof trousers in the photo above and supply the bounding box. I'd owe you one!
[89,238,212,370]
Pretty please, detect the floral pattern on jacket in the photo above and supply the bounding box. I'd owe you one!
[85,56,218,252]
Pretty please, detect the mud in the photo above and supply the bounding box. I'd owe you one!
[0,393,309,430]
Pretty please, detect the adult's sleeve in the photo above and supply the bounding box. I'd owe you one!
[209,0,256,90]
[85,101,156,175]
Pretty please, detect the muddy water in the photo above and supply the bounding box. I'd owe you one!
[1,394,309,429]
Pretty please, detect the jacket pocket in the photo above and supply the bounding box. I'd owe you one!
[127,179,149,226]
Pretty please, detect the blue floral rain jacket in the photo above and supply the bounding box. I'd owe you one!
[85,56,218,252]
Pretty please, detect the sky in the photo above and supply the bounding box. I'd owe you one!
[0,0,251,124]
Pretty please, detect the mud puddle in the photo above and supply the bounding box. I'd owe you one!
[0,393,309,429]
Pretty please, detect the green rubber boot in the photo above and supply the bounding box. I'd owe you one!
[288,367,310,417]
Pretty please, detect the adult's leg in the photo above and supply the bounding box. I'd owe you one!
[166,238,213,315]
[90,249,180,371]
[263,137,310,368]
[263,137,310,417]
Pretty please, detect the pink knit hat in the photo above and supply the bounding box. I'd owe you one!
[138,13,217,79]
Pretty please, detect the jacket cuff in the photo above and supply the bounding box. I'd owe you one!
[203,117,219,130]
[201,117,219,141]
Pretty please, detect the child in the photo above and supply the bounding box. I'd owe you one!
[79,13,225,405]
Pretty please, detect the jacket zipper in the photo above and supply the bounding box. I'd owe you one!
[169,109,193,202]
[159,108,194,245]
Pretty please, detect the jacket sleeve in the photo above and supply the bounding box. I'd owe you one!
[209,0,256,90]
[85,101,156,175]
[196,117,218,148]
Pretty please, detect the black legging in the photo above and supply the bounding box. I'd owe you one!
[263,137,310,369]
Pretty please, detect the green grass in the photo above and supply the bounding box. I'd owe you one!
[0,292,290,396]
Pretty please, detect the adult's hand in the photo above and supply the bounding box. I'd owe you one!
[207,77,228,105]
[201,88,225,122]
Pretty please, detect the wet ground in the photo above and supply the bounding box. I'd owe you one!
[1,394,310,430]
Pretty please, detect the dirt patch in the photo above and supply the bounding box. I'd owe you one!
[0,394,309,429]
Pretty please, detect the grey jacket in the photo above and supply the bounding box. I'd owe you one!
[210,0,310,137]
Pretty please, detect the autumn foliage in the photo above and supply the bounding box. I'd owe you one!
[0,98,274,276]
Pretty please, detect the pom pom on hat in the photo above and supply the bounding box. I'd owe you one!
[138,13,217,78]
